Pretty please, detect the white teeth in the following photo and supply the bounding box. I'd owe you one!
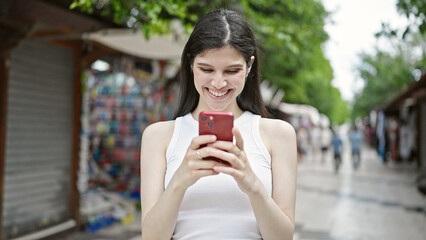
[208,89,228,97]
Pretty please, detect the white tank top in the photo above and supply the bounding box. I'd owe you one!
[165,111,272,239]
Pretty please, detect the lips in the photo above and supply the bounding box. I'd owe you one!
[207,88,230,97]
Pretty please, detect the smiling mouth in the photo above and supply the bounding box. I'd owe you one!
[207,88,230,97]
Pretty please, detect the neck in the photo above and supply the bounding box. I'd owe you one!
[192,103,244,121]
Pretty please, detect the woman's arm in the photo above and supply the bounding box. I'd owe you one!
[140,121,183,240]
[252,119,297,240]
[140,121,221,239]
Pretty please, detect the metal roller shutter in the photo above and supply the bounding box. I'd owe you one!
[2,39,74,239]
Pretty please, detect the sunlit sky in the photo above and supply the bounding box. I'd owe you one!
[322,0,408,102]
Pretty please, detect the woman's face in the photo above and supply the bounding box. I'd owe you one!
[192,46,252,112]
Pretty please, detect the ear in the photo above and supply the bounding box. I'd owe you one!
[247,56,255,77]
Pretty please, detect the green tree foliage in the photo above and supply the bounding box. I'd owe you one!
[70,0,349,124]
[376,0,426,39]
[352,47,415,120]
[70,0,198,37]
[239,0,348,124]
[394,0,426,77]
[353,0,426,121]
[397,0,426,35]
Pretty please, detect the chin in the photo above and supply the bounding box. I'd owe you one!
[207,103,233,112]
[207,107,226,112]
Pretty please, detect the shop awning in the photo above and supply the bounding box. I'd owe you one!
[84,28,187,61]
[278,102,323,126]
[384,74,426,115]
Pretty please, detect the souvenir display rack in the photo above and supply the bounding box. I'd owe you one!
[79,57,179,221]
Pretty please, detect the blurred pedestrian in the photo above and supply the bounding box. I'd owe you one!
[320,126,332,163]
[349,125,363,169]
[297,126,309,162]
[331,127,343,173]
[310,125,321,160]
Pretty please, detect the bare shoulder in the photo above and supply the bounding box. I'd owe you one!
[143,120,175,136]
[258,118,296,154]
[259,118,296,138]
[142,120,176,149]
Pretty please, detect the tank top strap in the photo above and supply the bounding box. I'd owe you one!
[235,112,271,164]
[166,113,197,160]
[252,114,271,163]
[166,116,181,160]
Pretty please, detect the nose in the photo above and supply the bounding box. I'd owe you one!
[211,74,227,88]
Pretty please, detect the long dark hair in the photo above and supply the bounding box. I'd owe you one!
[173,9,268,119]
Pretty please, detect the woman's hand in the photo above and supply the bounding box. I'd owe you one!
[209,127,262,195]
[173,134,228,189]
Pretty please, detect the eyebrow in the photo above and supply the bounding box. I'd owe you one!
[196,63,244,68]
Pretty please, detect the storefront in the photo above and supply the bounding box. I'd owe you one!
[0,1,115,239]
[1,36,81,240]
[0,0,183,239]
[77,31,184,231]
[374,74,426,192]
[0,1,188,238]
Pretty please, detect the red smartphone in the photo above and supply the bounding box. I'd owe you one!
[199,111,234,163]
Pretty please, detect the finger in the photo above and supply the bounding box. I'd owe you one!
[213,166,243,179]
[232,127,244,151]
[188,156,228,169]
[195,146,215,160]
[189,134,217,150]
[191,169,219,179]
[202,146,243,169]
[207,140,235,152]
[208,141,243,160]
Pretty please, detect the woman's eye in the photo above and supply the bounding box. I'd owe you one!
[200,68,213,73]
[226,69,241,74]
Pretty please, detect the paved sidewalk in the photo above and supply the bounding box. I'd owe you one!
[61,145,426,240]
[59,216,141,240]
[294,144,426,240]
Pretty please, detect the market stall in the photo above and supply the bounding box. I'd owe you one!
[77,29,184,232]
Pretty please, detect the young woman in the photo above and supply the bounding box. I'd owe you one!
[140,9,297,240]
